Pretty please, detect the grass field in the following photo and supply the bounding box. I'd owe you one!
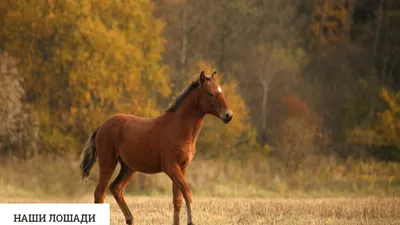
[1,156,400,224]
[2,195,399,225]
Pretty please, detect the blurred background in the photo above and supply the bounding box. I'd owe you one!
[0,0,400,198]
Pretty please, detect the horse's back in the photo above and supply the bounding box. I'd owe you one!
[96,113,163,173]
[95,113,149,150]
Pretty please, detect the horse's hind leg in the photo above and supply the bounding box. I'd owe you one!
[94,155,118,203]
[110,159,137,225]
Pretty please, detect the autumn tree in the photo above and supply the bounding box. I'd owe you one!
[347,88,400,160]
[153,0,400,160]
[375,0,400,87]
[249,45,304,145]
[0,0,170,154]
[275,93,331,170]
[237,0,306,145]
[186,60,259,158]
[0,51,39,158]
[311,0,357,45]
[153,0,213,92]
[154,0,308,147]
[304,0,390,153]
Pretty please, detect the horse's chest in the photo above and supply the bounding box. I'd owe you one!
[175,145,195,167]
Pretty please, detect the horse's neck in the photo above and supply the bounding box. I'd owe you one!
[171,93,205,142]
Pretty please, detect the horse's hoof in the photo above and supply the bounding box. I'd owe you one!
[126,218,133,225]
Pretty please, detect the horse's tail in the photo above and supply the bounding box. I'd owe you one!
[80,128,99,180]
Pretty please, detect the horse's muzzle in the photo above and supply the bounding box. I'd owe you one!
[223,113,233,124]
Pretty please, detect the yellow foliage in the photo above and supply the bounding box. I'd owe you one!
[187,60,252,158]
[311,0,349,43]
[0,0,170,153]
[347,88,400,148]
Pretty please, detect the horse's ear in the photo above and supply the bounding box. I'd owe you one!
[199,71,206,85]
[211,71,217,80]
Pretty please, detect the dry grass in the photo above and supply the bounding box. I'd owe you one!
[1,155,399,198]
[1,195,399,225]
[1,154,400,224]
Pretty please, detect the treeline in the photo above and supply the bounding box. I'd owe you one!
[0,0,400,161]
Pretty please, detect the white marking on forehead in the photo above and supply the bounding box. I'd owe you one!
[217,86,222,93]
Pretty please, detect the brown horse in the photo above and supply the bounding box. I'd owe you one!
[79,71,233,225]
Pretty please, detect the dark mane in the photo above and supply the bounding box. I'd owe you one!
[165,80,201,112]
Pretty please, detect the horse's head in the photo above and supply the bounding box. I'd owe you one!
[198,71,233,124]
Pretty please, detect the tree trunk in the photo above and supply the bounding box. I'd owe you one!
[373,0,385,64]
[260,78,269,145]
[344,0,356,41]
[180,4,187,86]
[319,0,327,45]
[219,23,226,73]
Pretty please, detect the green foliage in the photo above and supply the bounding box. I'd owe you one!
[0,0,170,154]
[343,76,383,131]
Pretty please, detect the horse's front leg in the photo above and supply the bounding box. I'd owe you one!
[172,170,184,225]
[167,165,194,225]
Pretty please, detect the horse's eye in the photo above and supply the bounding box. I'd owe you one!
[207,92,214,97]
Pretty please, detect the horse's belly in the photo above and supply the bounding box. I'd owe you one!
[119,149,162,174]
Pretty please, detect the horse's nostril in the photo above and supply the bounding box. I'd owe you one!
[223,110,233,123]
[223,113,232,124]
